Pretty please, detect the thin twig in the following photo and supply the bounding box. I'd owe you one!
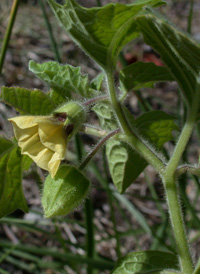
[0,0,20,75]
[79,128,120,171]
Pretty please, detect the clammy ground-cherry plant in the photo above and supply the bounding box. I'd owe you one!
[0,0,200,273]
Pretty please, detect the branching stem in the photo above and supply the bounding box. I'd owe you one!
[106,69,200,274]
[83,95,108,106]
[106,69,165,175]
[162,84,200,273]
[79,128,120,171]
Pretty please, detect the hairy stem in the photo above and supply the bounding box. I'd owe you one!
[163,85,200,273]
[79,128,120,171]
[177,165,200,177]
[165,84,200,176]
[83,95,108,106]
[106,70,165,175]
[163,176,194,273]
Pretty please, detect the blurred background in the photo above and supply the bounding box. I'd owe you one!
[0,0,200,273]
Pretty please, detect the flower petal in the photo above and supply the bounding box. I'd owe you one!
[37,117,67,158]
[9,116,38,142]
[20,133,43,155]
[48,152,63,177]
[32,148,54,172]
[9,115,66,177]
[8,116,37,129]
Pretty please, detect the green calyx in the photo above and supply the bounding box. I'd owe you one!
[42,165,91,218]
[54,101,87,137]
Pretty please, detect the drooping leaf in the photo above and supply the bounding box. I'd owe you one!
[93,102,147,193]
[92,101,118,131]
[111,250,180,274]
[0,138,28,218]
[106,140,146,193]
[0,87,56,115]
[134,110,178,148]
[106,110,177,193]
[120,61,174,91]
[136,14,200,105]
[29,60,97,99]
[47,0,166,69]
[42,165,90,218]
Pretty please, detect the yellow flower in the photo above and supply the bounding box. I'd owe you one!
[8,116,67,177]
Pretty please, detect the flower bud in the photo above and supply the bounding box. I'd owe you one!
[42,165,90,218]
[54,101,86,137]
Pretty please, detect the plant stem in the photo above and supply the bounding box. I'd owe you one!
[75,134,95,274]
[165,84,200,177]
[106,70,165,175]
[79,129,120,171]
[177,165,200,177]
[38,0,61,63]
[163,175,194,273]
[162,85,200,273]
[0,0,20,75]
[83,95,108,106]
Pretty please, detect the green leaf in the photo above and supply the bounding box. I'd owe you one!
[29,60,97,99]
[106,110,177,193]
[48,87,67,106]
[92,101,118,131]
[136,14,200,105]
[106,140,146,193]
[0,87,56,115]
[47,0,165,69]
[22,155,33,171]
[91,72,105,91]
[111,250,180,274]
[42,165,90,218]
[120,61,174,91]
[0,138,28,218]
[134,110,178,148]
[93,102,147,193]
[149,272,179,274]
[0,137,15,157]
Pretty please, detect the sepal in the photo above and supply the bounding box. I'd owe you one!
[42,165,90,218]
[54,101,87,137]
